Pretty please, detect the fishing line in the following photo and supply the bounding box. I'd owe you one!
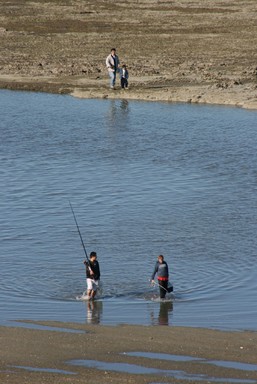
[69,200,90,264]
[151,280,173,293]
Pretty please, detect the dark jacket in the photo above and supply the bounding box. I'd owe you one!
[86,260,100,280]
[120,68,129,79]
[151,261,169,281]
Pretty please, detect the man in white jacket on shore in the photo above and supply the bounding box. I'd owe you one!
[106,48,120,89]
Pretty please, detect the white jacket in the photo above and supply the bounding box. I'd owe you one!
[106,54,120,72]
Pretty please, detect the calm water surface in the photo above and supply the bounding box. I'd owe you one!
[1,90,257,330]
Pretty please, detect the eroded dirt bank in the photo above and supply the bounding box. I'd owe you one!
[0,0,257,108]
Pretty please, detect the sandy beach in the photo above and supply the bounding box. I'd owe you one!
[0,0,256,109]
[1,322,257,384]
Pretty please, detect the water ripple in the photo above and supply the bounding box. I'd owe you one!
[1,91,257,329]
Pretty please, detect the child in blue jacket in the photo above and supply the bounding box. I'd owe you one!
[120,64,129,89]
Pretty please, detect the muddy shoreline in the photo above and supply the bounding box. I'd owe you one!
[0,0,256,109]
[1,322,257,384]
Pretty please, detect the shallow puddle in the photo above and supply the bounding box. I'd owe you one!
[208,361,257,372]
[125,352,257,372]
[68,359,256,383]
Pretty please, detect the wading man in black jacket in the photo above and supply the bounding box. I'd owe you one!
[84,251,101,300]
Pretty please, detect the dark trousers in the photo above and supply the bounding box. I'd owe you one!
[158,280,168,299]
[121,78,128,88]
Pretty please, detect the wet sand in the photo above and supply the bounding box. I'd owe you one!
[0,0,257,109]
[1,322,257,384]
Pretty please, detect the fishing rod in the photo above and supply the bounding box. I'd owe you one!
[69,200,90,264]
[151,280,173,293]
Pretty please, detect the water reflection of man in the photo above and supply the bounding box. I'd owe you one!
[150,300,173,325]
[158,301,173,326]
[86,300,103,324]
[107,99,129,130]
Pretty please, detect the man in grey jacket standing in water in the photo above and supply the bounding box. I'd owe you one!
[106,48,120,89]
[151,255,169,299]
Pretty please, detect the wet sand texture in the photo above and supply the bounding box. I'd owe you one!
[1,322,257,384]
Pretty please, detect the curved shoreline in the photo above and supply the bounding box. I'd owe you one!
[71,80,257,110]
[1,74,257,110]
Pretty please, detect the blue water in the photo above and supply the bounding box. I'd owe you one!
[1,90,257,330]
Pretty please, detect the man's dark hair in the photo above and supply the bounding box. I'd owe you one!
[90,251,97,258]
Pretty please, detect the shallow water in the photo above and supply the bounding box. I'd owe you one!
[125,352,257,371]
[68,359,256,383]
[1,90,257,330]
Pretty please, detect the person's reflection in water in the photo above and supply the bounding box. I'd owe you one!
[150,300,173,326]
[120,99,129,112]
[86,300,103,324]
[107,100,129,131]
[158,301,173,325]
